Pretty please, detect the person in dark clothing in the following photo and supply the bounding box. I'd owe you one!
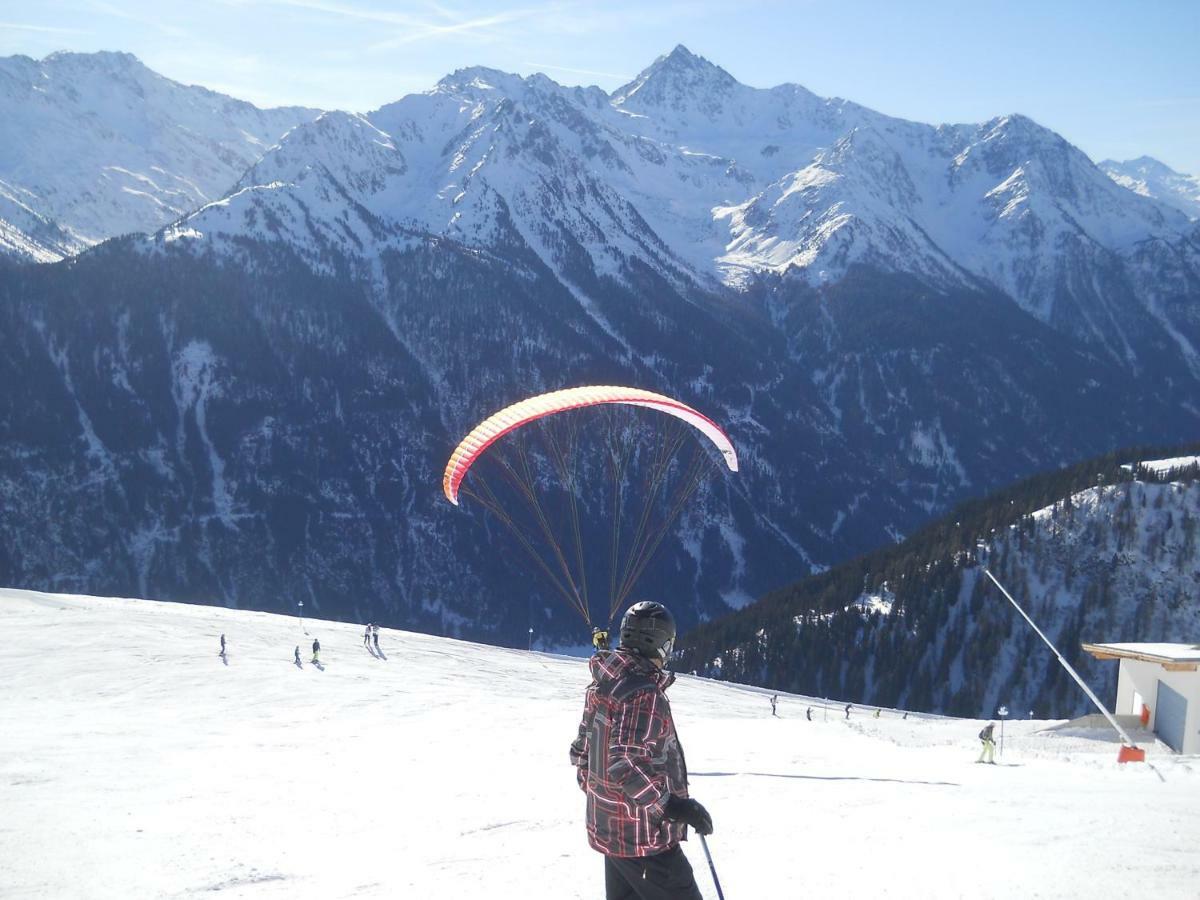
[294,645,302,666]
[364,625,372,648]
[770,695,778,717]
[219,634,226,656]
[311,638,321,664]
[845,704,852,720]
[571,601,710,900]
[371,624,380,653]
[977,722,997,764]
[603,848,704,900]
[806,707,812,722]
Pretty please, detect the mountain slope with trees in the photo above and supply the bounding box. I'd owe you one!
[676,445,1200,718]
[0,48,1197,651]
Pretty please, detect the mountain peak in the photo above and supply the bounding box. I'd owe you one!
[661,44,704,69]
[612,45,739,110]
[978,113,1071,158]
[1101,155,1200,219]
[0,49,319,255]
[1102,155,1179,177]
[988,113,1049,136]
[435,65,526,95]
[42,49,144,72]
[647,44,735,81]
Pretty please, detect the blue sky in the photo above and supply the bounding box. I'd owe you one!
[2,0,1197,173]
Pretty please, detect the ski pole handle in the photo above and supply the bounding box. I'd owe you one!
[699,833,726,900]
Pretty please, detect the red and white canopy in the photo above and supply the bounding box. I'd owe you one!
[442,385,738,505]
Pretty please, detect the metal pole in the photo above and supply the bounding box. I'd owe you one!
[984,568,1137,748]
[699,834,726,900]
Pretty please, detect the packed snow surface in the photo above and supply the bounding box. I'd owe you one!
[2,588,1199,899]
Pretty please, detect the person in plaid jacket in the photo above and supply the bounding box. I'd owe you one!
[570,601,713,900]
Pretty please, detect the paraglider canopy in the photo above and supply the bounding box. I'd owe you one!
[442,385,738,633]
[442,385,738,506]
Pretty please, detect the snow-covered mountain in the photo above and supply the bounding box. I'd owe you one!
[1102,156,1200,220]
[4,217,1190,648]
[0,51,318,262]
[5,587,1199,899]
[2,47,1199,653]
[678,453,1200,718]
[162,45,1200,374]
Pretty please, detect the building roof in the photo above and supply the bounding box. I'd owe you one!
[1082,642,1200,671]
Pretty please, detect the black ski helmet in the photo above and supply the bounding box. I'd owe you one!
[618,601,676,662]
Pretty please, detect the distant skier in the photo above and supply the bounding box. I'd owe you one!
[977,722,997,764]
[219,634,226,656]
[372,624,381,653]
[312,638,321,664]
[903,712,909,721]
[570,601,710,900]
[294,646,302,667]
[770,695,778,717]
[591,626,610,652]
[845,704,852,720]
[364,624,372,648]
[806,707,812,722]
[874,708,881,719]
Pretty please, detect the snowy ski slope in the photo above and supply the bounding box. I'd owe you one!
[2,588,1198,899]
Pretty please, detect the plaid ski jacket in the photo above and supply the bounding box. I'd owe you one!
[569,649,690,857]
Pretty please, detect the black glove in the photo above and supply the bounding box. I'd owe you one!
[664,795,713,835]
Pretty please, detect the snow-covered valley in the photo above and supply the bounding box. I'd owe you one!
[2,587,1198,899]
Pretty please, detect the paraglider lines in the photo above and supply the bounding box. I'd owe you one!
[446,387,737,639]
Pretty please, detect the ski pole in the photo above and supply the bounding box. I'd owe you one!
[699,834,726,900]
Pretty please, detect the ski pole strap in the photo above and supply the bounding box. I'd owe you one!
[699,834,726,900]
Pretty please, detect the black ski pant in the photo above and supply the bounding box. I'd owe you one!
[604,846,703,900]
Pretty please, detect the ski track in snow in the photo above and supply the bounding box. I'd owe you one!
[1,587,1199,899]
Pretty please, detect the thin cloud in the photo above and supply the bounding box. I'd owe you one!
[414,0,464,21]
[532,0,733,37]
[83,1,188,38]
[1138,97,1200,109]
[219,0,534,48]
[226,0,429,28]
[0,22,86,34]
[366,6,545,52]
